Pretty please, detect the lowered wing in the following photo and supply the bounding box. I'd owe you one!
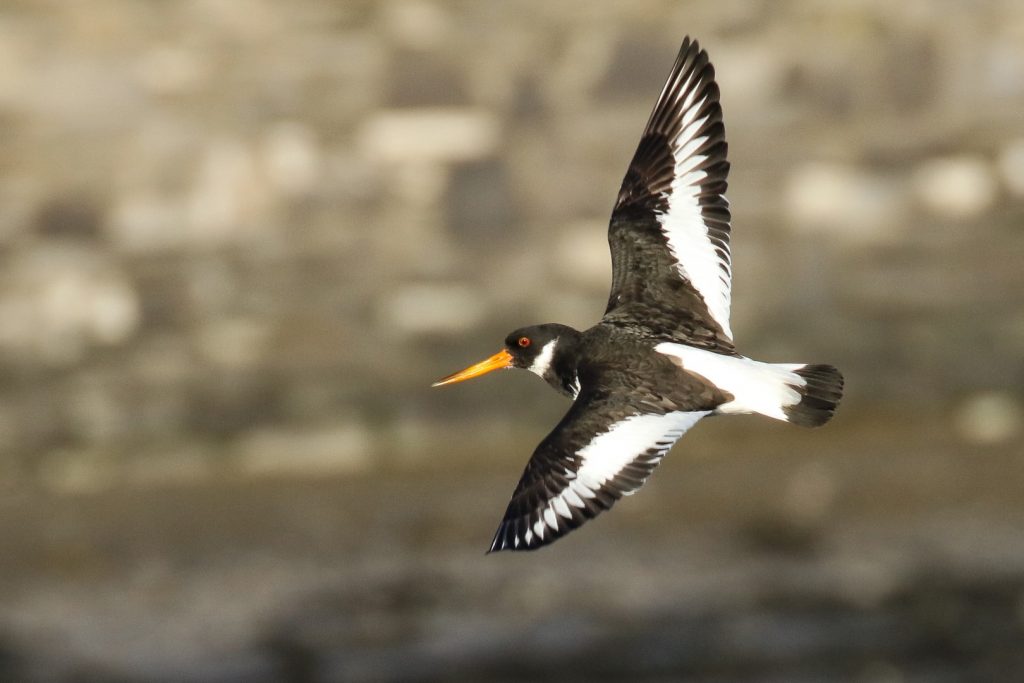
[488,385,710,552]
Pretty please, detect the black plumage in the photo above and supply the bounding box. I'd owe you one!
[433,37,844,553]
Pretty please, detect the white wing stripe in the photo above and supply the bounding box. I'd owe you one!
[659,109,733,337]
[676,115,709,146]
[504,411,709,549]
[538,411,709,534]
[562,486,587,508]
[552,496,572,519]
[657,210,732,339]
[676,75,700,110]
[654,62,733,339]
[678,96,707,128]
[543,507,558,530]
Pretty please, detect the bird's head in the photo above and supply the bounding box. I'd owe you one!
[433,323,582,397]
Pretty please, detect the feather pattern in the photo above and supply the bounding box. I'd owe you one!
[605,36,733,348]
[488,403,707,552]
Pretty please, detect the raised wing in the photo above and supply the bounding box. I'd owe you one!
[488,388,709,552]
[605,37,733,348]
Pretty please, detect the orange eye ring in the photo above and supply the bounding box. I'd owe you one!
[517,336,531,348]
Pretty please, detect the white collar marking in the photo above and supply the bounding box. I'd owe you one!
[527,338,558,379]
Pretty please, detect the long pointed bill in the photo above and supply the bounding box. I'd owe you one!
[432,349,513,387]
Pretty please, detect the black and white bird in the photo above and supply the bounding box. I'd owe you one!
[433,37,844,552]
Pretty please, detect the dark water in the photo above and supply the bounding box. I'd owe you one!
[1,412,1022,682]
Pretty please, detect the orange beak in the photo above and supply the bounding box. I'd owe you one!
[432,349,513,387]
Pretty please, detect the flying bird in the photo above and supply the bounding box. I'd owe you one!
[433,37,844,552]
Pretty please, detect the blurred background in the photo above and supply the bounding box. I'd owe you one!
[0,1,1022,681]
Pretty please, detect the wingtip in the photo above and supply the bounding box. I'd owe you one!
[679,35,704,60]
[487,526,506,554]
[486,541,512,555]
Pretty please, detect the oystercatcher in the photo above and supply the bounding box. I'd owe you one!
[434,37,843,552]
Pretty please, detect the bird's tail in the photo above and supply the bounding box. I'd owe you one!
[655,344,844,427]
[716,360,844,427]
[779,364,844,427]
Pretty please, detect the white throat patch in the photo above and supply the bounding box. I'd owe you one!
[527,338,558,379]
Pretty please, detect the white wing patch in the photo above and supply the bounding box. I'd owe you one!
[657,75,733,339]
[575,411,705,489]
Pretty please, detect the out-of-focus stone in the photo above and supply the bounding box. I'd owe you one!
[112,135,277,253]
[985,36,1024,100]
[784,162,906,242]
[912,156,998,219]
[38,449,117,495]
[379,283,487,336]
[33,196,104,241]
[37,270,138,351]
[0,29,31,110]
[124,446,215,487]
[109,192,179,251]
[358,108,499,164]
[386,48,468,107]
[553,220,610,289]
[185,137,268,245]
[705,42,787,111]
[194,0,282,41]
[262,122,321,197]
[66,374,127,443]
[235,423,372,477]
[381,0,451,50]
[28,58,142,131]
[531,291,596,332]
[0,247,140,364]
[88,277,140,346]
[198,319,270,369]
[998,138,1024,197]
[546,31,615,106]
[598,38,667,102]
[954,391,1023,446]
[394,161,448,206]
[135,45,209,95]
[445,159,518,240]
[0,179,37,246]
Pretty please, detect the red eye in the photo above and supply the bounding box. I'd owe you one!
[518,336,531,348]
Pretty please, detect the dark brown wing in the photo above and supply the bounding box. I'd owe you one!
[604,37,733,351]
